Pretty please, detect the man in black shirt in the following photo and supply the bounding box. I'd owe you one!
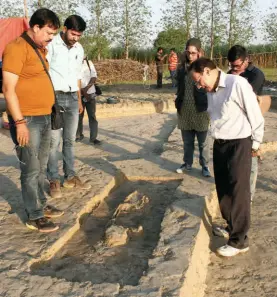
[228,45,265,95]
[155,47,167,88]
[228,45,265,202]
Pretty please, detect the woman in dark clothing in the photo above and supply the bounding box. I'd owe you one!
[175,38,211,177]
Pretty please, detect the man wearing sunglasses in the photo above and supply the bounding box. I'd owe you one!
[228,45,266,203]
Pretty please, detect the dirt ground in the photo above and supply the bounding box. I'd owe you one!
[204,152,277,297]
[1,83,277,296]
[33,180,181,286]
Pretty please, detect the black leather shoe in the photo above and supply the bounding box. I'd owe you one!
[90,139,101,145]
[75,135,84,142]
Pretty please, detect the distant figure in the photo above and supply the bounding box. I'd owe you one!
[76,56,100,145]
[189,58,264,257]
[2,9,63,233]
[168,48,178,87]
[227,44,265,202]
[155,47,167,88]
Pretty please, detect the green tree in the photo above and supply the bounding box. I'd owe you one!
[113,0,152,59]
[209,0,226,58]
[83,0,115,60]
[226,0,256,47]
[34,0,80,21]
[0,0,24,17]
[154,28,188,53]
[80,34,111,60]
[263,3,277,43]
[160,0,194,41]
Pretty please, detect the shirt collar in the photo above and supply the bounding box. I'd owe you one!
[246,62,254,71]
[215,70,226,92]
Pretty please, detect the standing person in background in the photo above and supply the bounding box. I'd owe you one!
[227,45,265,202]
[189,58,264,257]
[155,47,167,88]
[168,48,178,87]
[76,56,101,145]
[2,8,63,233]
[47,15,91,199]
[175,38,211,177]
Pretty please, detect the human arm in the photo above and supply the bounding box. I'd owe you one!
[77,79,83,113]
[236,79,264,150]
[82,61,97,94]
[77,47,85,113]
[246,69,265,95]
[2,71,29,146]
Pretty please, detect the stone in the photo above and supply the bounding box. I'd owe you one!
[105,225,129,247]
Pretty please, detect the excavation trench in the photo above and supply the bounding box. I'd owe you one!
[31,179,182,286]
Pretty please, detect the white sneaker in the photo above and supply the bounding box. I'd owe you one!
[176,163,192,174]
[217,244,249,257]
[213,226,229,239]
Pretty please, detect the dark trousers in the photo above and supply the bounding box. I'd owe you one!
[76,97,98,141]
[156,65,163,88]
[213,137,252,249]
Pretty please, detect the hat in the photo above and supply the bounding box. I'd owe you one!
[185,38,201,51]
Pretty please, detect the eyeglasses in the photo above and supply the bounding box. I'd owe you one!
[230,60,245,70]
[186,50,198,56]
[193,74,202,88]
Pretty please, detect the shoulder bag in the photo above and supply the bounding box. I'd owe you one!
[85,58,102,96]
[21,32,64,130]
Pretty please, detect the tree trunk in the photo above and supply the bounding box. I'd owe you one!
[23,0,28,18]
[96,0,101,61]
[38,0,43,8]
[124,0,129,59]
[184,1,192,40]
[228,0,235,48]
[195,0,200,38]
[210,0,214,59]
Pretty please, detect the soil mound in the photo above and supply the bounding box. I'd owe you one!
[93,59,157,83]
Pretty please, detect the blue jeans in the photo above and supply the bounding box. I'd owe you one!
[9,115,51,220]
[47,92,79,180]
[250,156,258,201]
[181,130,210,167]
[170,70,176,87]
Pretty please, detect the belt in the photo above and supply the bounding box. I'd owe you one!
[214,139,233,144]
[215,136,251,145]
[55,91,76,94]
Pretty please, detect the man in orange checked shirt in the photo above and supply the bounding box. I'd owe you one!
[168,48,178,87]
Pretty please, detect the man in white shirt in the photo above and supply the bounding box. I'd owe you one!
[189,58,264,257]
[76,57,100,145]
[47,15,91,199]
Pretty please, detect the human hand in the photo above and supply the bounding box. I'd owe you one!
[79,102,84,114]
[16,123,29,146]
[251,149,261,158]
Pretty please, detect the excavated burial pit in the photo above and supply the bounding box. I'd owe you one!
[32,179,181,286]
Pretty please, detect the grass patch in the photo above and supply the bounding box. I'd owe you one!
[262,68,277,82]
